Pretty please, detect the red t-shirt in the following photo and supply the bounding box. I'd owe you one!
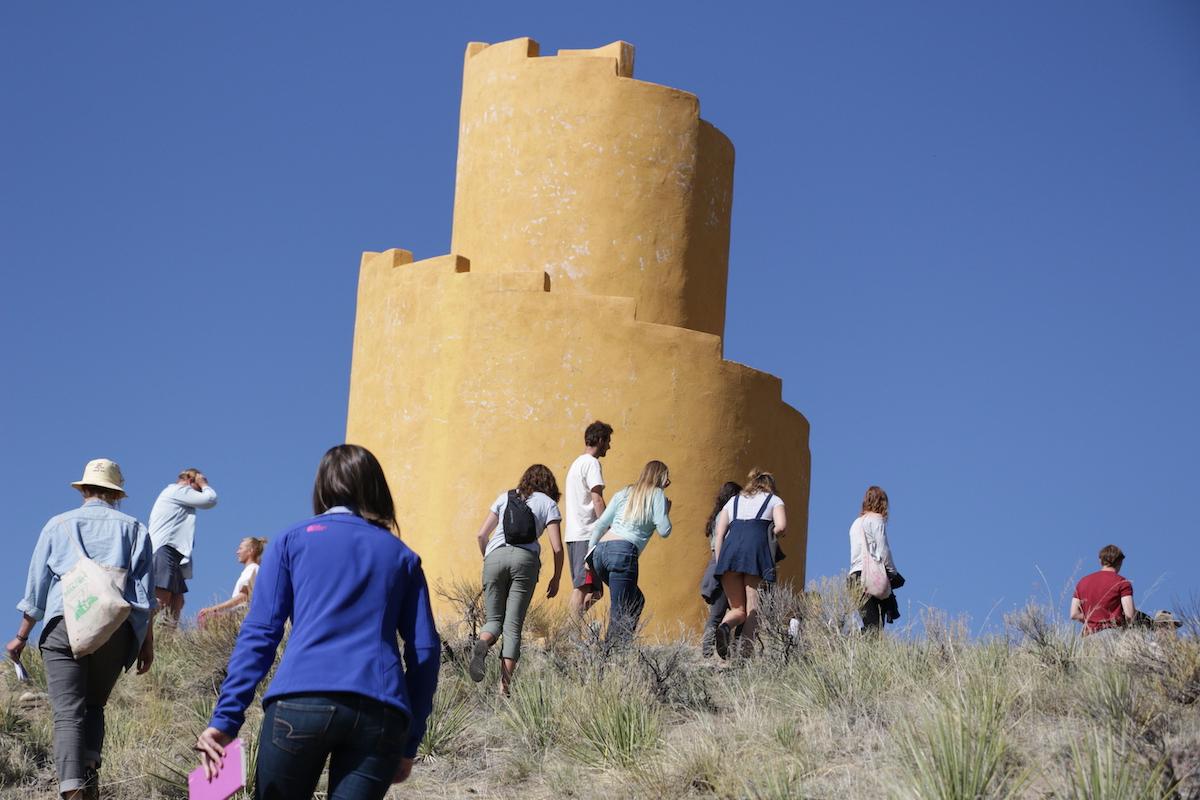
[1074,570,1133,633]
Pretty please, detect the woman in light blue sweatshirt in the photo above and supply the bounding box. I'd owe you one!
[587,460,672,642]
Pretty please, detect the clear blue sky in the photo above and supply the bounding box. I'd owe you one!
[2,2,1197,635]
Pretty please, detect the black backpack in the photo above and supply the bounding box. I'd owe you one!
[502,490,538,546]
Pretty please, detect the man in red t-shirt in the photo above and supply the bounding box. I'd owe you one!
[1070,544,1135,635]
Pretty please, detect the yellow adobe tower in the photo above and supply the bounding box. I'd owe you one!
[347,38,811,634]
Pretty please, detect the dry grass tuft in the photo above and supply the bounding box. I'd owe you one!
[1,579,1198,798]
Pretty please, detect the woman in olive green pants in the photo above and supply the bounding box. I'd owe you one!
[470,465,564,695]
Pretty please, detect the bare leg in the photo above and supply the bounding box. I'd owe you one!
[569,588,586,616]
[500,657,517,696]
[719,573,748,628]
[740,578,763,656]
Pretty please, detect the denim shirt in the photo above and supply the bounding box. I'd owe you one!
[18,500,156,666]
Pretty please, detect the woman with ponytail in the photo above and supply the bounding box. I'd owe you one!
[587,460,673,643]
[197,537,267,625]
[712,469,787,658]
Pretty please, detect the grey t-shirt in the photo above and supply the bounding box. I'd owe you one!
[485,491,562,558]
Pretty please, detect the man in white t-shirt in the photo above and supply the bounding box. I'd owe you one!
[563,421,612,615]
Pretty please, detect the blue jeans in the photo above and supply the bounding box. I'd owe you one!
[256,693,409,800]
[591,539,644,643]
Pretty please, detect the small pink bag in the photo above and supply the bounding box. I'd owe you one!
[859,519,892,600]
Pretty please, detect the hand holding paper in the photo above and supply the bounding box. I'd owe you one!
[190,731,243,800]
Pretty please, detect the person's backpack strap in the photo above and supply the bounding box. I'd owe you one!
[755,493,774,520]
[732,494,740,521]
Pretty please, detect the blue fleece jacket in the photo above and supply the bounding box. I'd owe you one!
[209,510,440,758]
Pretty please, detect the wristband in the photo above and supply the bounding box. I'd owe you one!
[14,633,28,642]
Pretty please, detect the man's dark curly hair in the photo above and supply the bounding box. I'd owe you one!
[584,421,613,448]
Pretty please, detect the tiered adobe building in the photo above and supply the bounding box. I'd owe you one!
[347,38,810,633]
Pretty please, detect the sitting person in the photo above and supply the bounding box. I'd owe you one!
[197,537,266,625]
[1070,544,1135,636]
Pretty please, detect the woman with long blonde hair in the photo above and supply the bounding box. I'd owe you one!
[197,536,267,625]
[712,468,787,658]
[586,460,673,642]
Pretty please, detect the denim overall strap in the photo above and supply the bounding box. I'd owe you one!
[755,493,774,519]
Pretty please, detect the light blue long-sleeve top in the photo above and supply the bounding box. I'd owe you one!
[17,499,156,668]
[148,483,218,578]
[587,486,672,553]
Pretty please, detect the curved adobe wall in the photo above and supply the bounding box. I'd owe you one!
[347,251,810,634]
[450,38,734,338]
[347,39,810,635]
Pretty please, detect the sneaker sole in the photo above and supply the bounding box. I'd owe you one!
[715,624,730,660]
[468,639,488,682]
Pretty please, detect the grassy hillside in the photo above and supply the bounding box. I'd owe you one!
[2,579,1197,799]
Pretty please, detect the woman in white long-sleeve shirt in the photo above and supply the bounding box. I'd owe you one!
[848,486,896,632]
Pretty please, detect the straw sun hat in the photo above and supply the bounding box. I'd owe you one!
[70,458,127,495]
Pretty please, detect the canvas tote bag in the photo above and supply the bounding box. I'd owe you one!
[61,532,131,657]
[858,518,892,600]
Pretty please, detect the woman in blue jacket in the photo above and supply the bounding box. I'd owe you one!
[195,445,440,800]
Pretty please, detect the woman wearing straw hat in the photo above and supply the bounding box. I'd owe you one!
[6,459,157,800]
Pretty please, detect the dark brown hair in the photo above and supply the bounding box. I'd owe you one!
[1099,544,1125,568]
[861,486,888,519]
[312,444,398,535]
[706,481,742,537]
[584,421,613,448]
[517,464,560,502]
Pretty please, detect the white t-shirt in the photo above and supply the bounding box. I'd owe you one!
[722,492,784,522]
[564,454,605,543]
[231,562,259,606]
[485,491,562,558]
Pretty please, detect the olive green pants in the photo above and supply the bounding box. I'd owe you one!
[482,545,541,660]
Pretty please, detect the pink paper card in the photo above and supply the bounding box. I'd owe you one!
[188,737,247,800]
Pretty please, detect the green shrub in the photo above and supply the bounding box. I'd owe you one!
[1063,732,1174,800]
[567,679,662,768]
[418,679,475,758]
[499,670,563,752]
[897,679,1027,800]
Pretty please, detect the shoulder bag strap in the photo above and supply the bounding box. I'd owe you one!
[69,527,89,561]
